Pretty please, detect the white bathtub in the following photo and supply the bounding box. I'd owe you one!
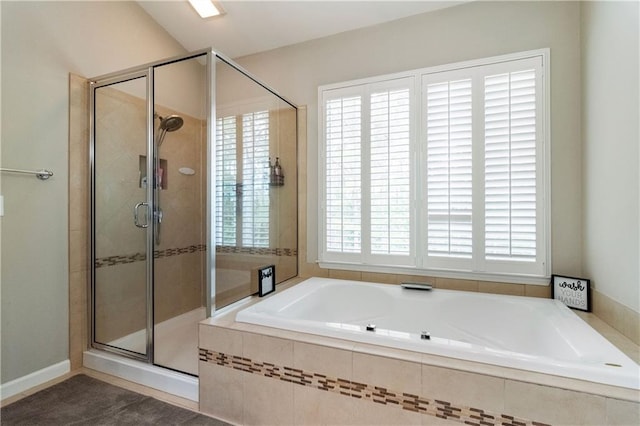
[236,277,640,390]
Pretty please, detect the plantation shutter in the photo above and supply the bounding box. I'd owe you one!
[484,69,537,261]
[215,116,237,246]
[242,111,270,248]
[325,95,362,254]
[320,50,547,279]
[370,88,411,255]
[425,78,473,259]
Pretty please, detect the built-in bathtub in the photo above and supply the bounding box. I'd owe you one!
[236,277,639,390]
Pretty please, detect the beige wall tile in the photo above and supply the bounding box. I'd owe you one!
[606,398,640,426]
[243,332,294,366]
[68,74,89,372]
[293,341,353,380]
[351,398,422,425]
[622,305,640,346]
[294,386,356,425]
[199,361,243,425]
[477,281,525,296]
[69,270,88,370]
[199,325,242,356]
[435,277,478,292]
[421,415,460,425]
[298,262,329,278]
[504,380,607,425]
[244,372,294,425]
[361,272,397,284]
[593,290,625,331]
[525,284,551,298]
[94,262,146,343]
[69,230,87,273]
[421,365,505,413]
[353,352,421,395]
[329,269,363,281]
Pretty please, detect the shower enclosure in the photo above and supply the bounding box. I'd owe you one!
[89,49,297,377]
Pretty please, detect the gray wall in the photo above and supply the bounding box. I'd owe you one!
[236,1,583,281]
[0,1,187,384]
[581,1,639,312]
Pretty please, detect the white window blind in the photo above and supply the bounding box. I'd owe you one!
[322,78,415,265]
[325,96,362,253]
[319,50,549,282]
[484,70,537,261]
[242,111,270,248]
[370,89,411,255]
[215,116,237,246]
[215,111,270,249]
[425,79,473,259]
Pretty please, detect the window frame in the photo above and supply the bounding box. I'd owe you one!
[318,49,551,285]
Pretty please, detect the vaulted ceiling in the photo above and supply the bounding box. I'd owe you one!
[138,1,466,58]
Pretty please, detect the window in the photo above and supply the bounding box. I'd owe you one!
[319,50,550,283]
[322,78,415,266]
[216,111,270,248]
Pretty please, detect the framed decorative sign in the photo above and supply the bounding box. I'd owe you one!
[258,265,276,297]
[551,274,591,312]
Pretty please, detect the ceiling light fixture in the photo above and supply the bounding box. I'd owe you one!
[188,0,224,19]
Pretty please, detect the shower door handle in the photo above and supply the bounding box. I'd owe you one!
[133,202,149,228]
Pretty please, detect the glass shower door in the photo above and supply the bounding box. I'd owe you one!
[152,55,208,375]
[92,73,151,359]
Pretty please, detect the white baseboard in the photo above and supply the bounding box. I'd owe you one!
[0,360,71,401]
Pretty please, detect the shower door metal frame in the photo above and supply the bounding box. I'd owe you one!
[88,47,298,368]
[88,49,215,364]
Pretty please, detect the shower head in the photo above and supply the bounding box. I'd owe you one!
[156,114,184,147]
[159,115,184,132]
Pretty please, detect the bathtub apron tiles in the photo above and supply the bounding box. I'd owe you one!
[199,348,550,426]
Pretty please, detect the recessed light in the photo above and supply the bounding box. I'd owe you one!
[188,0,224,19]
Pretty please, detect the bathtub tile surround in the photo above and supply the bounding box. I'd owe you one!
[421,365,505,414]
[593,289,640,346]
[293,342,352,380]
[199,346,549,425]
[199,277,640,426]
[199,326,639,425]
[504,381,608,426]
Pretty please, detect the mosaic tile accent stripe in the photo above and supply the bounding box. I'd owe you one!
[199,348,551,426]
[94,244,206,268]
[216,245,298,257]
[95,244,297,268]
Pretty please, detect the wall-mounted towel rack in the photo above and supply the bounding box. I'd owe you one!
[0,167,54,180]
